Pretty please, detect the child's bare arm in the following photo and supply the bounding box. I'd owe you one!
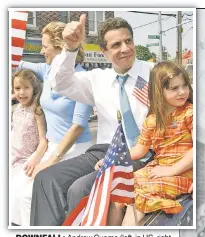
[94,143,150,171]
[130,143,150,160]
[171,148,193,175]
[24,109,47,176]
[149,148,193,179]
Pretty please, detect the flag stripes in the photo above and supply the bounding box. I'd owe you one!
[133,76,149,107]
[81,167,113,226]
[62,122,135,226]
[62,197,88,226]
[11,11,28,67]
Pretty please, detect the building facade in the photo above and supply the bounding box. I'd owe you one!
[23,11,114,69]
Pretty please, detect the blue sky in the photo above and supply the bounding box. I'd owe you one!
[115,10,194,59]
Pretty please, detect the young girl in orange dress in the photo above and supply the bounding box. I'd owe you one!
[105,61,193,225]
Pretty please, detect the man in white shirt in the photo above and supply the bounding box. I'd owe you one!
[30,14,154,226]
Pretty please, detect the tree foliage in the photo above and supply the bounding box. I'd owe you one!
[135,45,155,61]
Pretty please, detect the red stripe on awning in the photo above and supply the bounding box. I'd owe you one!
[12,37,25,48]
[12,54,22,61]
[12,19,27,30]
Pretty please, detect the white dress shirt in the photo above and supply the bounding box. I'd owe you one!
[50,49,154,144]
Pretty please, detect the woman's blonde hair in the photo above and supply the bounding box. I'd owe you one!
[12,69,43,115]
[41,21,66,49]
[148,61,193,133]
[42,22,85,64]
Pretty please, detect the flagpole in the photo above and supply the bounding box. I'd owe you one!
[117,110,122,122]
[117,110,139,226]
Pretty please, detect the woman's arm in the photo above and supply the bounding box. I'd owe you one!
[24,109,48,176]
[49,123,85,164]
[32,102,92,178]
[49,100,92,164]
[31,124,85,179]
[18,61,48,82]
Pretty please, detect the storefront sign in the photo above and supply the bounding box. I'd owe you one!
[84,51,108,63]
[23,39,42,54]
[83,44,109,63]
[23,41,109,63]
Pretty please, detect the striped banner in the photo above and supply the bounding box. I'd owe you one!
[11,11,28,68]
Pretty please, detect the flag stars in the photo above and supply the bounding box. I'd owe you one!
[96,123,132,170]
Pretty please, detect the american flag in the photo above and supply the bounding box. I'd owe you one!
[11,11,28,68]
[132,75,149,107]
[62,122,134,226]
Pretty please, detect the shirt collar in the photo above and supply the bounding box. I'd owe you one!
[109,58,140,85]
[126,59,141,80]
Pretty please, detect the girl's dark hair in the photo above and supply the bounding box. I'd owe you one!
[12,69,43,115]
[148,61,193,133]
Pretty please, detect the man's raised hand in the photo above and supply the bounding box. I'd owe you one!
[62,14,86,51]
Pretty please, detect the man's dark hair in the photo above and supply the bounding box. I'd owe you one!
[98,17,133,49]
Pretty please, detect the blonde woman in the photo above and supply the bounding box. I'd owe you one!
[11,22,93,226]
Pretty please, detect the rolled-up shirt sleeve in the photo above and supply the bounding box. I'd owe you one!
[50,49,95,106]
[72,102,92,128]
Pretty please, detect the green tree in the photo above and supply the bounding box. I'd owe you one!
[135,45,153,61]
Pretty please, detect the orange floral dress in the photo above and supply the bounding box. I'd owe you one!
[134,102,193,214]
